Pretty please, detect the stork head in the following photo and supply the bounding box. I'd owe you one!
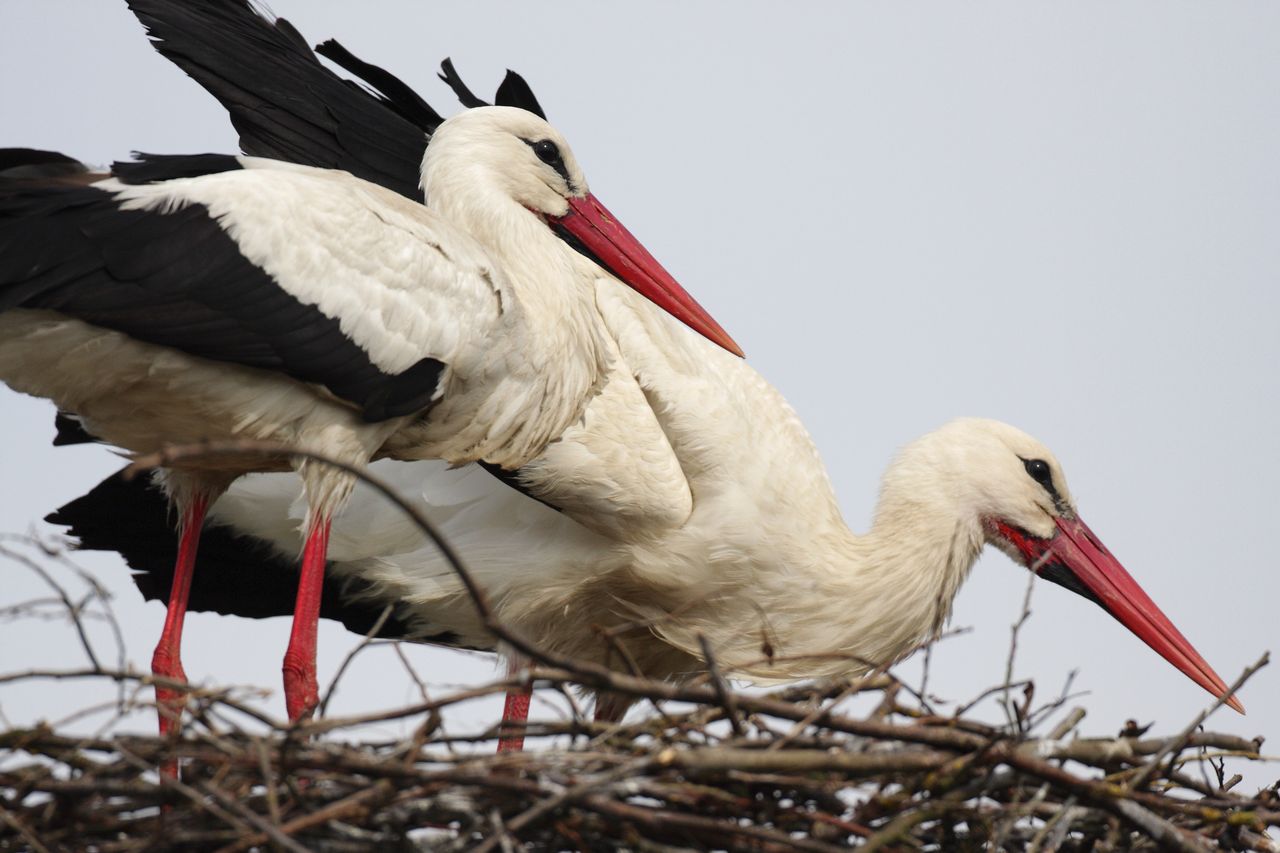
[909,418,1242,712]
[421,107,742,356]
[422,105,586,215]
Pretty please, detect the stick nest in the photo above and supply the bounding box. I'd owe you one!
[1,665,1276,852]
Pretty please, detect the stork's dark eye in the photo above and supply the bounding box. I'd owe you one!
[522,137,573,190]
[532,139,561,166]
[1023,458,1052,487]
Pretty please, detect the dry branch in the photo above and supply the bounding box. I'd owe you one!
[2,656,1275,851]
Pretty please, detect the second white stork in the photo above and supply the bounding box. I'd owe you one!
[0,105,739,735]
[54,400,1246,744]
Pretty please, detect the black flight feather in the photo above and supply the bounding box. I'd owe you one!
[126,0,431,201]
[45,472,423,642]
[52,412,98,446]
[0,148,89,179]
[437,57,490,109]
[126,0,551,205]
[112,153,242,184]
[0,178,444,422]
[495,70,547,120]
[314,39,444,135]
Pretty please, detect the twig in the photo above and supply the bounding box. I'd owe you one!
[0,667,278,728]
[1002,565,1038,732]
[212,781,398,853]
[474,759,653,853]
[696,633,743,738]
[0,542,103,671]
[317,604,394,717]
[197,779,313,853]
[0,805,53,853]
[1126,652,1269,792]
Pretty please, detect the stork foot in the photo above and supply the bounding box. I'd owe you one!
[282,654,320,722]
[151,646,188,779]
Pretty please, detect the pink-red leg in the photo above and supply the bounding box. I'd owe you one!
[497,657,531,753]
[281,516,331,722]
[150,494,210,777]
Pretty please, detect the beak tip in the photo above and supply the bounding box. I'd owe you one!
[1227,695,1246,715]
[698,324,745,358]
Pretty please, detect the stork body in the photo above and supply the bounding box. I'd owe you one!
[1,105,737,738]
[57,280,1244,739]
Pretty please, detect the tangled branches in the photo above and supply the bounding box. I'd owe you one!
[1,660,1275,851]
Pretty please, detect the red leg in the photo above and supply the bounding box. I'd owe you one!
[282,516,331,722]
[497,657,531,753]
[151,494,210,776]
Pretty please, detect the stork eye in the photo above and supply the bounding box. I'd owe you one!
[1023,458,1052,487]
[532,140,561,166]
[522,137,573,190]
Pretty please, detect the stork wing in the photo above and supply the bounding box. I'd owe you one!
[0,153,509,422]
[126,0,542,201]
[500,338,695,539]
[127,0,435,200]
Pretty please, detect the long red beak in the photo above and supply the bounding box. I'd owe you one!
[993,517,1243,713]
[550,194,744,357]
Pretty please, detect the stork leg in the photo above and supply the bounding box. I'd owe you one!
[497,656,531,753]
[150,492,210,777]
[281,515,331,722]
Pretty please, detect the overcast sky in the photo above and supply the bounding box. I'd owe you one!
[2,1,1277,789]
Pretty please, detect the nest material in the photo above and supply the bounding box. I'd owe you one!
[1,667,1275,852]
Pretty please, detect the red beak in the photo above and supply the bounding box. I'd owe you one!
[550,194,744,358]
[993,517,1243,713]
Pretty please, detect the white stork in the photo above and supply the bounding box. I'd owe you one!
[38,0,1240,750]
[54,340,1245,747]
[0,103,740,738]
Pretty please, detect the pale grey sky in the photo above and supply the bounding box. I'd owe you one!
[2,1,1277,788]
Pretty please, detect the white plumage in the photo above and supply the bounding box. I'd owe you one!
[0,106,737,728]
[2,110,626,482]
[203,278,1242,719]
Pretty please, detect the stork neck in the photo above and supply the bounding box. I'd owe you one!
[858,490,986,635]
[771,496,984,680]
[431,182,603,341]
[772,483,985,679]
[668,480,986,685]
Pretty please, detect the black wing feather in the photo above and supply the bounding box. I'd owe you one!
[126,0,432,201]
[45,472,422,641]
[0,149,89,179]
[112,152,242,184]
[125,1,551,200]
[437,57,489,109]
[52,412,98,446]
[313,39,445,134]
[0,180,444,422]
[495,70,547,119]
